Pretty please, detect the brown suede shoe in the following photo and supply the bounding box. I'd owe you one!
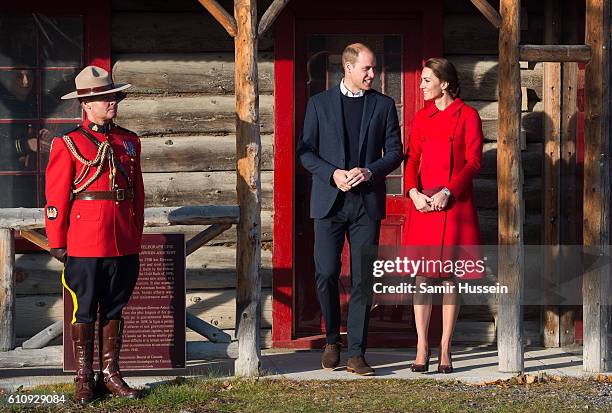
[97,319,140,399]
[321,343,341,370]
[346,356,375,376]
[71,323,96,405]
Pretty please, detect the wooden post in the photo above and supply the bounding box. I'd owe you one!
[234,0,262,377]
[0,228,15,351]
[197,0,237,37]
[559,61,578,347]
[583,0,610,373]
[542,0,562,348]
[497,0,524,372]
[559,0,580,347]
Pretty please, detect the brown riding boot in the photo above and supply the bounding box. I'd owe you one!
[97,319,140,398]
[71,323,96,404]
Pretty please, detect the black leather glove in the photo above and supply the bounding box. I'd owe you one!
[50,247,67,263]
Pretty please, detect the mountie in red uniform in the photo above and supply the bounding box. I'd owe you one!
[49,65,142,404]
[45,118,144,256]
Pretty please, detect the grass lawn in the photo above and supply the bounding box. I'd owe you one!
[1,376,611,413]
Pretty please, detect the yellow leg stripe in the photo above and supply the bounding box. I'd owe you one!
[61,268,79,324]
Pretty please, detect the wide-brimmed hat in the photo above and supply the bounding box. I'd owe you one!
[61,66,131,100]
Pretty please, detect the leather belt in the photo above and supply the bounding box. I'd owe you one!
[74,189,134,201]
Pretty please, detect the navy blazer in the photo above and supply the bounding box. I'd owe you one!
[298,85,404,220]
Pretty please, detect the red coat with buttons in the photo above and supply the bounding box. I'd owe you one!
[45,119,144,257]
[402,98,483,278]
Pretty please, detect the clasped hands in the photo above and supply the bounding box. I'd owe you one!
[333,168,372,192]
[409,188,450,213]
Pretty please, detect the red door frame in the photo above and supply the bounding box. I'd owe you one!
[272,0,443,347]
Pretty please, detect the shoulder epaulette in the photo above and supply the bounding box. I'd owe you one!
[114,125,138,136]
[60,124,81,136]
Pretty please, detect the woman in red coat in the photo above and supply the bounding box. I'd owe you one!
[403,58,484,373]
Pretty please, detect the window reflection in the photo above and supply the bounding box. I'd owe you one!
[0,70,38,119]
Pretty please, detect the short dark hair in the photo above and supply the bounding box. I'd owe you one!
[425,58,460,98]
[342,43,373,66]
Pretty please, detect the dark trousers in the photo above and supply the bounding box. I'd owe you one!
[62,255,140,324]
[314,191,380,357]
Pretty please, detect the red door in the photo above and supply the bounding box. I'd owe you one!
[273,2,443,347]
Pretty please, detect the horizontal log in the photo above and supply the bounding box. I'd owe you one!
[453,320,540,345]
[13,289,272,337]
[0,345,63,368]
[143,209,274,244]
[478,209,542,244]
[112,12,273,53]
[469,100,543,120]
[482,112,543,142]
[474,177,541,211]
[143,171,273,209]
[113,53,274,95]
[480,142,542,177]
[444,14,543,55]
[141,134,274,173]
[0,206,239,230]
[15,246,273,295]
[449,56,542,101]
[117,95,274,136]
[519,45,592,62]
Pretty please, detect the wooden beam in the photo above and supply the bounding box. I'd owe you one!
[186,311,232,343]
[186,223,232,256]
[258,0,290,36]
[21,320,63,349]
[0,229,15,351]
[519,45,592,62]
[470,0,502,29]
[234,0,262,377]
[582,0,610,373]
[497,0,525,373]
[19,230,50,252]
[542,0,562,349]
[197,0,237,37]
[0,206,240,230]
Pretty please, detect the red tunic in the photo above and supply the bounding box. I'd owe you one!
[402,98,484,279]
[45,119,144,257]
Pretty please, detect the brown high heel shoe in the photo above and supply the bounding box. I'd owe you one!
[410,349,431,373]
[437,351,453,374]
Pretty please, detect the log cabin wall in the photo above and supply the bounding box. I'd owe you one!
[14,0,585,348]
[13,0,275,348]
[445,0,549,344]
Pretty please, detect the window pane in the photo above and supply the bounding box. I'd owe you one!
[0,15,37,67]
[0,70,38,119]
[42,69,81,118]
[39,122,79,171]
[0,123,39,172]
[0,175,37,207]
[385,177,402,195]
[37,15,83,67]
[384,54,402,103]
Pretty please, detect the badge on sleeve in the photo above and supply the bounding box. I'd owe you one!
[123,141,136,157]
[46,206,58,220]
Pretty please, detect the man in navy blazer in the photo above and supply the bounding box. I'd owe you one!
[298,43,403,375]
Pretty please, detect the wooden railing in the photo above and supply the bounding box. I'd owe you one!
[0,206,240,355]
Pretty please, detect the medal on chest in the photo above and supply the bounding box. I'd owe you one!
[123,140,136,157]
